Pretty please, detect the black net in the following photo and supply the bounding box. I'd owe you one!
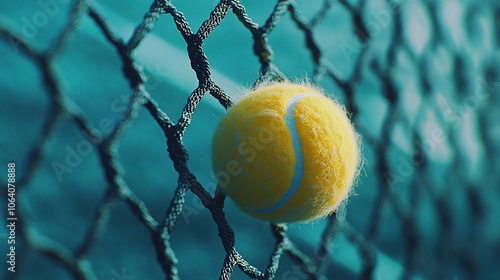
[1,0,499,279]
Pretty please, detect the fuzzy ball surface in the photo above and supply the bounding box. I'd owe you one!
[212,82,360,223]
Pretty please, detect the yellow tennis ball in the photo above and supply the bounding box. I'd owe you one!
[212,82,360,223]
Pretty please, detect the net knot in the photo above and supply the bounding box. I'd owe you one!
[167,136,189,171]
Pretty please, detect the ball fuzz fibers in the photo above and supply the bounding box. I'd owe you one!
[212,82,360,223]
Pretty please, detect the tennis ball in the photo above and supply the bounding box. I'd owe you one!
[212,82,360,223]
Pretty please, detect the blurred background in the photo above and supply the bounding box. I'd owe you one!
[1,0,499,279]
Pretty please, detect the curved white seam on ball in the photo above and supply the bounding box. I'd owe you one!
[248,93,316,214]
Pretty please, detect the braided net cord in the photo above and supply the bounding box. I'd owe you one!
[1,0,499,280]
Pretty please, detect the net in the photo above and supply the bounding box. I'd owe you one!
[1,0,499,279]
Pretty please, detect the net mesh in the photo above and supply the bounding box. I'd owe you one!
[1,0,499,279]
